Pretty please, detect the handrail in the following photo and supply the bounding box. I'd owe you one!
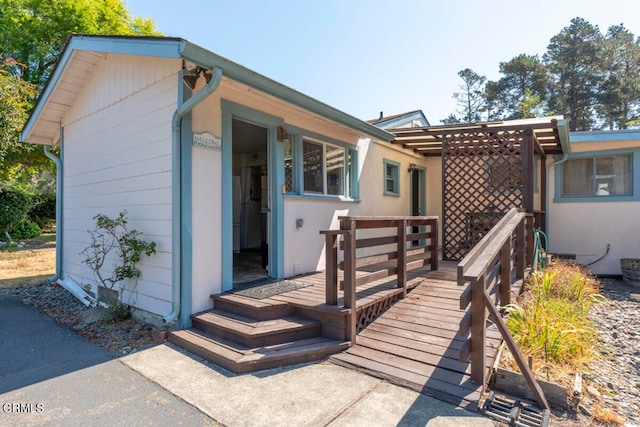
[457,208,549,410]
[320,215,439,344]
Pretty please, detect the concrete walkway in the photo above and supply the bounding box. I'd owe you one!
[0,292,494,426]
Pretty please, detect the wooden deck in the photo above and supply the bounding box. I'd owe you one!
[256,261,501,412]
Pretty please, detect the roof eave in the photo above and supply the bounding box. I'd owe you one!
[21,35,184,145]
[178,41,394,142]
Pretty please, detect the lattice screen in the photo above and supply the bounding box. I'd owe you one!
[442,130,525,260]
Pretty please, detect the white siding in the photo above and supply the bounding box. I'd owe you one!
[62,54,181,316]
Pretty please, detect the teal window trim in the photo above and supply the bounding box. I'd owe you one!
[554,148,639,203]
[383,158,401,196]
[283,124,359,200]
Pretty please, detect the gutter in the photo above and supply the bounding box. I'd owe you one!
[43,127,63,282]
[163,66,223,325]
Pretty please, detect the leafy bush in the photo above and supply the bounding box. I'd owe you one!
[9,219,41,239]
[504,260,602,365]
[0,187,31,237]
[28,193,56,228]
[106,300,130,322]
[80,211,156,313]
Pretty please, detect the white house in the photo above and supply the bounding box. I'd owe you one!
[22,35,639,331]
[21,35,433,327]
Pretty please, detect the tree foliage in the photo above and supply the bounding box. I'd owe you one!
[0,0,160,88]
[444,17,640,131]
[0,0,160,184]
[451,68,486,123]
[544,17,603,131]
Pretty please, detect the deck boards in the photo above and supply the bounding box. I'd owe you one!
[236,261,501,411]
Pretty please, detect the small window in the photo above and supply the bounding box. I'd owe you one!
[284,138,295,193]
[563,154,632,197]
[383,159,400,196]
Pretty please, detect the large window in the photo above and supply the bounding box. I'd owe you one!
[563,154,632,197]
[301,138,347,196]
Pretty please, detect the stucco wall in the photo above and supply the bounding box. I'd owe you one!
[548,135,640,275]
[62,54,180,316]
[188,77,432,304]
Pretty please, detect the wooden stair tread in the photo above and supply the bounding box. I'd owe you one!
[213,293,290,310]
[169,329,349,373]
[192,309,320,336]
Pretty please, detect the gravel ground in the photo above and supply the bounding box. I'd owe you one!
[6,281,156,356]
[536,277,640,427]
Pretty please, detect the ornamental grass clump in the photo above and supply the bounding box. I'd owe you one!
[504,260,602,366]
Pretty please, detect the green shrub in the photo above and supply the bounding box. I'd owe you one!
[9,219,42,239]
[28,193,56,228]
[0,187,31,236]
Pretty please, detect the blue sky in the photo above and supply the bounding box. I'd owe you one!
[125,0,640,125]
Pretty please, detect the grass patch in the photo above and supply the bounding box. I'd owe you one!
[0,234,56,288]
[502,260,602,383]
[34,233,56,245]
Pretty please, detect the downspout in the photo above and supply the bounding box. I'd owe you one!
[544,119,571,237]
[43,127,63,282]
[544,153,569,237]
[164,66,222,324]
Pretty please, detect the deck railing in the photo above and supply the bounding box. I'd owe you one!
[457,207,549,410]
[320,216,439,344]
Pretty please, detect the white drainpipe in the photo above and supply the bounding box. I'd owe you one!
[43,128,63,282]
[164,67,223,324]
[544,153,569,238]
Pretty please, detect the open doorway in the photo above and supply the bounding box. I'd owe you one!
[409,166,426,246]
[232,119,269,286]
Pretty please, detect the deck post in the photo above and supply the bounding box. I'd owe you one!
[500,242,511,306]
[516,219,526,280]
[397,220,407,297]
[470,274,487,385]
[324,232,339,305]
[522,129,535,215]
[430,218,439,270]
[343,219,357,344]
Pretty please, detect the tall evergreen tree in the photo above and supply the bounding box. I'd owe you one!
[544,17,603,131]
[453,68,486,123]
[597,24,640,129]
[486,55,549,120]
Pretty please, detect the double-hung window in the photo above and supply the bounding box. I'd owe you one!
[563,154,632,197]
[383,159,400,196]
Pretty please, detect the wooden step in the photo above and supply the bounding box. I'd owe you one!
[212,293,292,320]
[168,329,349,374]
[191,309,321,347]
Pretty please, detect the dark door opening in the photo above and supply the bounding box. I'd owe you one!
[410,168,424,246]
[232,119,269,286]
